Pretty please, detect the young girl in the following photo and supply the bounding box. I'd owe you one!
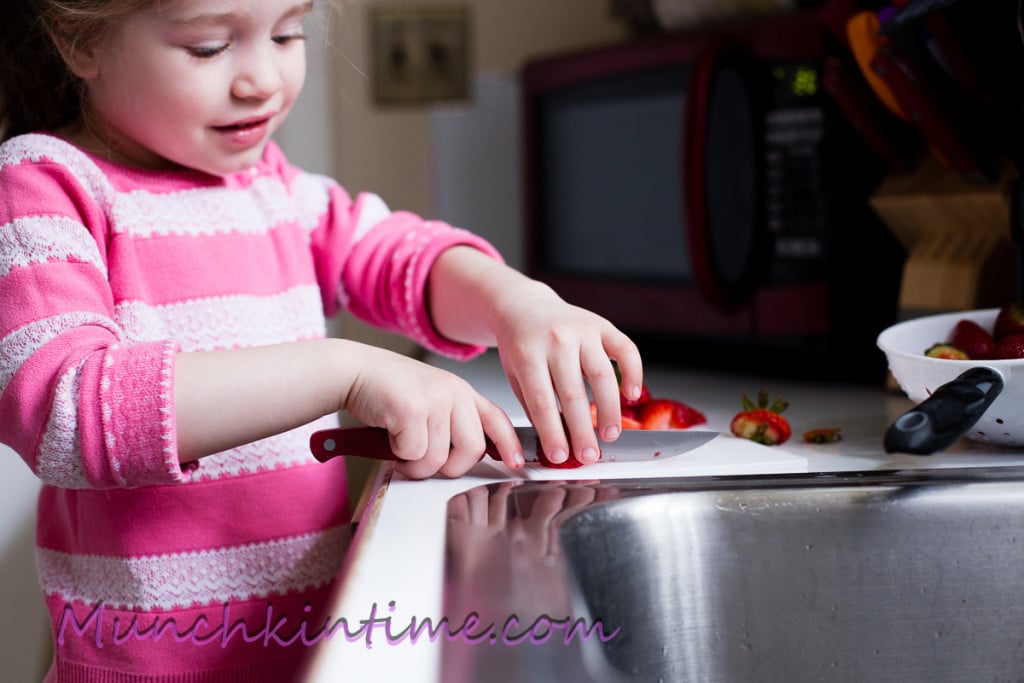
[0,0,643,680]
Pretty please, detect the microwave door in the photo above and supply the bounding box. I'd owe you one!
[684,37,762,312]
[536,69,693,284]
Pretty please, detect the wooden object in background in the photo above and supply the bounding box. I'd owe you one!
[870,156,1016,317]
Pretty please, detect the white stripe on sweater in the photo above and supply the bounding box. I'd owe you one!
[0,215,107,278]
[0,312,120,395]
[351,192,392,244]
[0,134,332,239]
[112,173,330,239]
[114,285,327,352]
[37,525,350,611]
[0,134,116,212]
[194,414,337,482]
[35,359,89,489]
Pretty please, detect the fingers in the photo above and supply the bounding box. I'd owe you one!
[503,323,643,466]
[393,392,521,480]
[435,396,520,478]
[507,352,573,465]
[582,338,621,444]
[606,332,644,408]
[362,314,642,476]
[474,395,524,473]
[548,343,601,464]
[593,330,643,441]
[344,350,524,479]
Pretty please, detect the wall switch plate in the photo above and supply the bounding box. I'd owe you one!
[370,5,470,106]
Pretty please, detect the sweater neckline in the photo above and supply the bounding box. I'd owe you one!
[36,131,264,188]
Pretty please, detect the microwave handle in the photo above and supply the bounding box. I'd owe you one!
[682,36,760,312]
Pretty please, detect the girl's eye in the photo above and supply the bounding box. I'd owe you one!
[188,44,229,59]
[272,32,306,46]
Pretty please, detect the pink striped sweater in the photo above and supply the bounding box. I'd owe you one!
[0,133,499,682]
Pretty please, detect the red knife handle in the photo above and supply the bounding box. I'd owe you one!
[310,427,501,463]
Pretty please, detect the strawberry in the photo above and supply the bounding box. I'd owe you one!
[994,333,1024,359]
[730,391,791,446]
[949,319,995,359]
[638,398,707,430]
[536,448,585,469]
[535,416,587,469]
[995,302,1024,340]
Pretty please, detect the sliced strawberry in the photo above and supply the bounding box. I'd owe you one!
[730,392,791,446]
[949,319,995,359]
[622,414,644,430]
[638,398,708,430]
[591,402,645,430]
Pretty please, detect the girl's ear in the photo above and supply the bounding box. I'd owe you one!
[47,24,100,81]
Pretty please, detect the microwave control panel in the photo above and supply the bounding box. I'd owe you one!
[762,62,829,281]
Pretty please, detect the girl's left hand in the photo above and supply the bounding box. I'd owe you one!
[491,280,643,466]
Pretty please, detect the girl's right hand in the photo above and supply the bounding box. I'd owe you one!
[340,346,524,479]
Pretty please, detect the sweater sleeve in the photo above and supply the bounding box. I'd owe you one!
[306,176,504,361]
[0,139,189,490]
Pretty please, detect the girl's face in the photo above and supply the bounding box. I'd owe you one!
[70,0,312,175]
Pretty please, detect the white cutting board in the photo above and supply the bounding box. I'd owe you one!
[514,431,807,481]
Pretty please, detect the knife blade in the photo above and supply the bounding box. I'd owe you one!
[309,425,717,465]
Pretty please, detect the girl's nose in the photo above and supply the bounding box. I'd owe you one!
[232,50,284,100]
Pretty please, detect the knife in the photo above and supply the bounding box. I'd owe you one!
[309,425,717,466]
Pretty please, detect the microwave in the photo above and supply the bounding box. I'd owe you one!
[521,11,905,381]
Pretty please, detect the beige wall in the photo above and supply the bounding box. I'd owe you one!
[329,0,625,211]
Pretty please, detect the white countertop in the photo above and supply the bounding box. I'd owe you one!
[303,351,1024,682]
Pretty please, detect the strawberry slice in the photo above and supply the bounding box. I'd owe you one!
[730,391,791,446]
[621,413,644,430]
[638,398,708,430]
[590,403,644,430]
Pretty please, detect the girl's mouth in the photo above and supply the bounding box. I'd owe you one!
[212,116,273,146]
[214,117,268,132]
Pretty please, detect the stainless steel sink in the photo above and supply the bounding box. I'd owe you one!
[441,468,1024,682]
